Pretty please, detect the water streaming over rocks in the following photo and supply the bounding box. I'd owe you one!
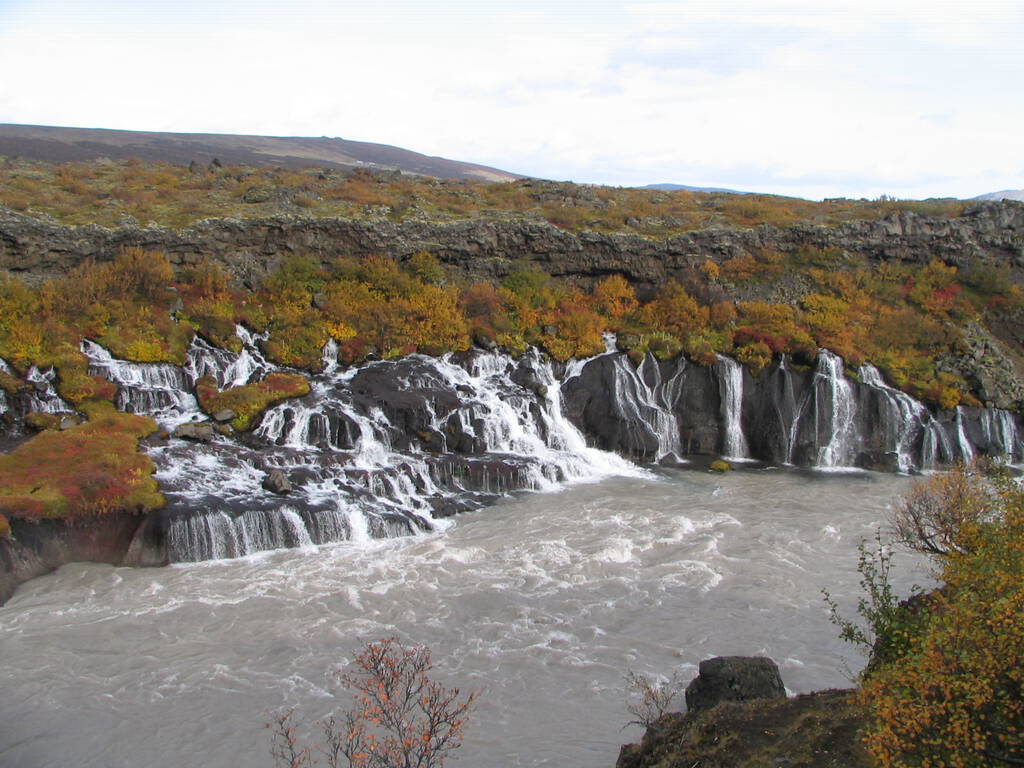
[716,355,750,461]
[1,332,1021,565]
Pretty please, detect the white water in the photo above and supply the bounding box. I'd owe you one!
[812,351,858,468]
[0,469,924,768]
[716,356,749,460]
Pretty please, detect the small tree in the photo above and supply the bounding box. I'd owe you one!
[623,669,685,729]
[891,459,996,557]
[269,638,477,768]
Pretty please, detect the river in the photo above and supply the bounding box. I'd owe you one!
[0,467,926,768]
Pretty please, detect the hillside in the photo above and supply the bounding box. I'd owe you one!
[974,189,1024,202]
[0,124,518,182]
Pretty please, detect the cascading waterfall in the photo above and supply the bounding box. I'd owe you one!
[82,340,200,426]
[21,366,74,415]
[139,336,646,562]
[15,330,1024,564]
[810,350,858,469]
[184,325,272,389]
[858,363,937,472]
[716,355,750,460]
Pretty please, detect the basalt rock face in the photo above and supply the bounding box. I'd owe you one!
[684,656,787,712]
[2,203,1023,294]
[0,513,152,604]
[560,349,1024,471]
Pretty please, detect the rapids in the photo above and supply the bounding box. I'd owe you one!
[0,469,925,768]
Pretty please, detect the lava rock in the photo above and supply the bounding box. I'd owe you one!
[261,469,292,495]
[684,656,786,712]
[172,421,215,442]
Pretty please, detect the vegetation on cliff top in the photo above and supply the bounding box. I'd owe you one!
[0,156,967,232]
[0,401,162,521]
[0,239,1020,411]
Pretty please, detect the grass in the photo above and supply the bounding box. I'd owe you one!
[0,401,163,520]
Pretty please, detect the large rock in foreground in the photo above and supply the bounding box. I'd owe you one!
[616,689,871,768]
[684,655,787,712]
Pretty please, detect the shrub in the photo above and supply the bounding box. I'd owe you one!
[856,471,1024,767]
[823,530,922,667]
[623,669,685,729]
[0,402,162,519]
[892,461,996,557]
[268,637,477,768]
[735,341,773,376]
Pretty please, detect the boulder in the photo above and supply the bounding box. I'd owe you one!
[172,421,215,442]
[261,468,292,495]
[212,408,236,423]
[684,656,786,712]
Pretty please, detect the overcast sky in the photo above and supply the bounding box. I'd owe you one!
[0,0,1021,199]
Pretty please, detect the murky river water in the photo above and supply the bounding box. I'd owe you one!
[0,468,926,768]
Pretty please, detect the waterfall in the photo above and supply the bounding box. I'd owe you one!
[785,350,859,469]
[716,356,749,460]
[44,331,1024,563]
[954,407,976,463]
[82,340,200,426]
[184,325,272,389]
[166,506,315,562]
[979,408,1023,461]
[152,341,646,563]
[858,363,930,473]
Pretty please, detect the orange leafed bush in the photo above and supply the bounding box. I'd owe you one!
[0,403,162,520]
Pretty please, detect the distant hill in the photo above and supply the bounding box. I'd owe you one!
[972,189,1024,202]
[0,124,519,182]
[642,183,746,194]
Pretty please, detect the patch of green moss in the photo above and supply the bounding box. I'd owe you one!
[24,411,61,431]
[195,372,310,431]
[0,401,163,520]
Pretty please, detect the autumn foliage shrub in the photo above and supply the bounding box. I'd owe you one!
[832,464,1024,767]
[0,402,162,519]
[269,637,477,768]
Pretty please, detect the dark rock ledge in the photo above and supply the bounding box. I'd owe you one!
[617,657,871,768]
[0,513,165,605]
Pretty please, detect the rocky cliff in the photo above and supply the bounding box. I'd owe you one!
[2,202,1023,294]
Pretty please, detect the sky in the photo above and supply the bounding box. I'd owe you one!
[0,0,1021,200]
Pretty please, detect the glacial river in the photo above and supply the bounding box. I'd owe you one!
[0,468,926,768]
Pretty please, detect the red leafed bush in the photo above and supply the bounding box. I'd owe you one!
[269,637,477,768]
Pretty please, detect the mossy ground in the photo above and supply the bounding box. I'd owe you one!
[618,690,872,768]
[0,157,966,232]
[195,372,310,430]
[0,402,163,520]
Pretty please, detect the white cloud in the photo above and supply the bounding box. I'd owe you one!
[0,0,1020,198]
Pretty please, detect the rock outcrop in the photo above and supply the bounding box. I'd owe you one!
[2,203,1022,295]
[684,656,787,712]
[616,688,871,768]
[0,513,150,604]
